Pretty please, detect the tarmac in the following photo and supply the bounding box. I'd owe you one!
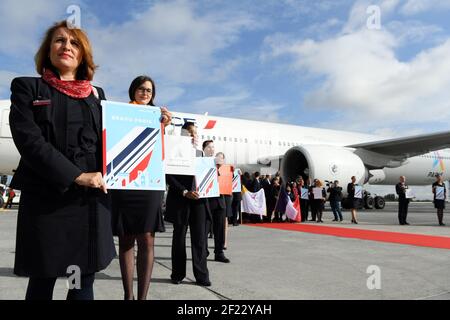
[1,202,450,300]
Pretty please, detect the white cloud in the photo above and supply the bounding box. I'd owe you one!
[400,0,450,15]
[188,90,284,122]
[88,0,260,101]
[0,0,73,56]
[262,0,450,134]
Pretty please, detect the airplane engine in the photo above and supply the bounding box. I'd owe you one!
[281,145,367,186]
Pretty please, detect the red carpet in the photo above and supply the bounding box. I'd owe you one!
[248,223,450,250]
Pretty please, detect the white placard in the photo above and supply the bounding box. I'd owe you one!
[301,188,309,200]
[435,186,445,200]
[164,135,196,175]
[405,188,415,199]
[354,186,363,199]
[313,187,323,200]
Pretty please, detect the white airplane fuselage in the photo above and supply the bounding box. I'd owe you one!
[1,99,448,187]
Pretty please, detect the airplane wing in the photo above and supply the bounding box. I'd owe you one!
[346,130,450,168]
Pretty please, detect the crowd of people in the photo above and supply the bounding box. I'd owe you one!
[240,172,447,227]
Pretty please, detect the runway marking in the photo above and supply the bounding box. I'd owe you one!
[249,223,450,250]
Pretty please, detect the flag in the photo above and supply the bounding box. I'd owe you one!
[241,185,266,216]
[275,186,301,222]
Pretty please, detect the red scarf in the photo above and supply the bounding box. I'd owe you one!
[42,68,92,98]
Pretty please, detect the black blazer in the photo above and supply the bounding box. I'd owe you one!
[395,183,409,201]
[9,77,105,194]
[165,174,211,226]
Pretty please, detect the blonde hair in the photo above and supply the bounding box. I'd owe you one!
[35,20,97,80]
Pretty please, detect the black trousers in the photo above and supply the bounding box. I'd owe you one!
[231,197,240,224]
[208,198,226,255]
[300,200,309,221]
[25,273,95,300]
[171,202,209,283]
[398,199,409,224]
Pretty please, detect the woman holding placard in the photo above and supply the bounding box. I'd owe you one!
[110,75,172,300]
[9,21,115,300]
[311,179,326,223]
[432,174,446,226]
[347,176,360,224]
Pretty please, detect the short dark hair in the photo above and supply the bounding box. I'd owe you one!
[254,172,260,178]
[181,121,196,130]
[129,75,156,105]
[202,140,213,150]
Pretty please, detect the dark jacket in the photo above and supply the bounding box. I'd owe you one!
[327,186,343,202]
[9,77,115,277]
[395,183,410,202]
[251,178,262,193]
[165,174,211,226]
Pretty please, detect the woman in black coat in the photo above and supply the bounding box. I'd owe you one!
[9,21,116,300]
[347,176,360,224]
[110,76,172,300]
[432,174,446,226]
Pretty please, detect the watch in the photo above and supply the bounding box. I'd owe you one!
[183,190,188,197]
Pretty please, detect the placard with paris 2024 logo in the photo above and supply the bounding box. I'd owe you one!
[101,101,165,190]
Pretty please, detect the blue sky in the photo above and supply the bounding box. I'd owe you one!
[1,0,450,137]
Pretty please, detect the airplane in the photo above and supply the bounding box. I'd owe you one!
[1,99,450,210]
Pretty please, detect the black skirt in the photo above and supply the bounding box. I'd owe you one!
[111,190,165,236]
[434,199,445,210]
[349,197,363,209]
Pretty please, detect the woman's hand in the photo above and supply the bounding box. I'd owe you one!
[160,106,172,127]
[75,172,108,194]
[185,191,200,200]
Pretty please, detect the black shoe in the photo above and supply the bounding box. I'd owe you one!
[439,222,446,226]
[215,255,230,263]
[404,222,410,225]
[171,279,182,285]
[196,279,211,287]
[332,219,338,221]
[339,219,343,222]
[223,246,227,250]
[233,223,239,226]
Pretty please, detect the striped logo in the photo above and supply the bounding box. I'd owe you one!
[197,167,217,195]
[105,126,159,187]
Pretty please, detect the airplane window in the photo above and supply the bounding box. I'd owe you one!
[245,138,248,143]
[201,135,204,140]
[235,138,238,142]
[278,142,281,146]
[240,138,243,143]
[219,136,222,141]
[213,136,216,140]
[224,137,227,142]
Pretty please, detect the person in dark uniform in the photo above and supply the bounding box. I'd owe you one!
[395,176,410,225]
[311,179,326,223]
[297,177,308,222]
[327,180,343,222]
[110,76,172,300]
[165,122,212,286]
[432,174,446,226]
[9,21,116,300]
[347,176,360,224]
[231,169,242,226]
[202,141,230,263]
[261,174,272,222]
